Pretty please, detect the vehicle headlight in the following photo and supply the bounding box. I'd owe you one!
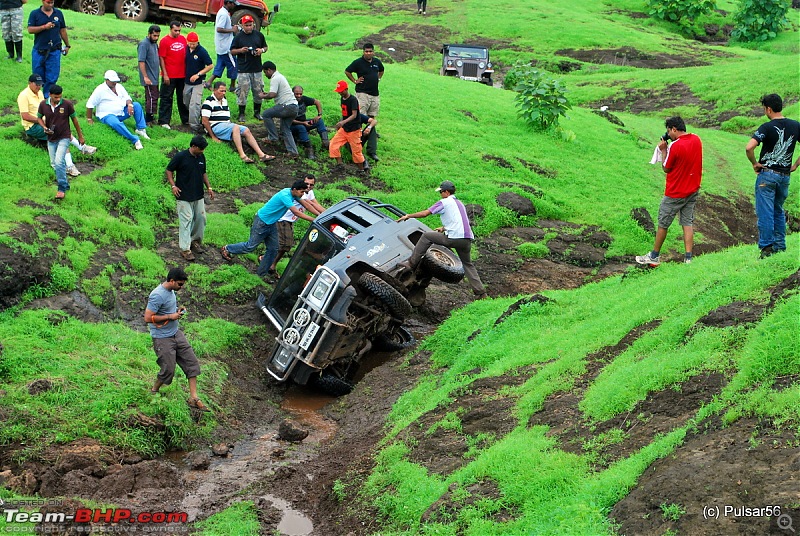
[293,308,311,327]
[282,327,301,345]
[447,60,453,66]
[271,347,294,372]
[479,61,486,69]
[487,62,492,68]
[311,271,336,300]
[456,60,463,67]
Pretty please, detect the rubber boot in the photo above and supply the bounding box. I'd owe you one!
[14,40,22,61]
[304,142,315,160]
[253,103,261,121]
[320,130,330,149]
[238,105,246,123]
[5,40,13,59]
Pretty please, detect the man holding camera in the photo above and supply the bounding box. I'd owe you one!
[636,116,702,266]
[229,14,266,122]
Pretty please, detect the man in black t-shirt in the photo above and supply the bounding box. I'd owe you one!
[745,93,800,258]
[345,43,383,161]
[229,15,267,122]
[328,80,366,171]
[166,135,215,261]
[290,85,329,159]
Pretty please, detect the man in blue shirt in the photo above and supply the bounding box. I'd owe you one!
[221,180,314,280]
[27,0,70,97]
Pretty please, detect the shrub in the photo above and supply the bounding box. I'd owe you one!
[518,242,550,259]
[512,68,571,131]
[50,264,78,293]
[647,0,716,24]
[731,0,791,42]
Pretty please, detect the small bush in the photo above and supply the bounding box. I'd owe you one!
[50,264,78,293]
[647,0,716,24]
[731,0,791,42]
[512,68,571,131]
[518,242,550,259]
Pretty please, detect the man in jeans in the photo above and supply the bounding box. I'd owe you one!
[86,69,150,150]
[635,116,702,266]
[36,83,86,200]
[260,61,299,157]
[166,135,214,261]
[157,21,188,128]
[221,180,314,281]
[745,93,800,258]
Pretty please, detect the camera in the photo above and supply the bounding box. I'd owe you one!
[247,46,257,55]
[661,131,670,143]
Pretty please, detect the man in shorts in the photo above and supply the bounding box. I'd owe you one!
[636,116,703,266]
[144,267,209,412]
[269,174,325,274]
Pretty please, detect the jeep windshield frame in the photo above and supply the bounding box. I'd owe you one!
[445,45,488,59]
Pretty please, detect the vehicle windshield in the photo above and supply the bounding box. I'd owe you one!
[447,46,488,59]
[268,227,340,323]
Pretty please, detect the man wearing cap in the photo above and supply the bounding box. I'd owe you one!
[329,80,366,171]
[157,21,188,129]
[229,14,266,122]
[398,181,487,299]
[86,70,150,150]
[27,0,71,97]
[345,42,383,162]
[201,81,274,163]
[205,0,238,93]
[221,179,315,281]
[138,25,161,125]
[36,84,84,200]
[260,61,299,157]
[183,31,213,133]
[166,135,214,261]
[18,73,96,177]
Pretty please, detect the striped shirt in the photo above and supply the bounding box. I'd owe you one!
[201,94,230,126]
[429,195,474,240]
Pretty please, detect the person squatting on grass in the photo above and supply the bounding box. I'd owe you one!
[269,174,325,274]
[329,80,366,171]
[166,135,214,262]
[144,267,210,412]
[86,70,150,150]
[18,73,96,178]
[27,0,69,97]
[1,0,25,62]
[290,85,330,160]
[36,83,85,200]
[745,93,800,259]
[137,25,161,125]
[397,180,487,299]
[183,31,213,133]
[221,180,315,282]
[260,61,300,157]
[635,116,703,267]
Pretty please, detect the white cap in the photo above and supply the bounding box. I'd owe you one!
[104,70,120,82]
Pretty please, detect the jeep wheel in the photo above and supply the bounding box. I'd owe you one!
[114,0,147,21]
[311,370,354,396]
[422,245,465,283]
[359,273,412,319]
[374,326,416,352]
[74,0,105,16]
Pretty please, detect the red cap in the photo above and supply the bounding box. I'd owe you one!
[334,80,348,93]
[240,14,254,24]
[186,31,199,42]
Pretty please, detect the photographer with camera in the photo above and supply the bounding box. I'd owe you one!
[229,15,267,122]
[635,116,703,267]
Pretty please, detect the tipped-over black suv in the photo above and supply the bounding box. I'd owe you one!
[258,197,465,395]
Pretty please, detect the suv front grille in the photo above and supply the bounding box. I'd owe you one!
[463,63,479,78]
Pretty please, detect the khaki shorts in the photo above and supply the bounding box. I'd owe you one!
[356,93,380,117]
[658,191,699,228]
[152,330,201,384]
[277,220,294,254]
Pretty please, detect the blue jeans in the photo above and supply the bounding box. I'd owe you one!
[48,137,70,193]
[226,214,278,276]
[262,103,298,154]
[99,102,147,143]
[754,170,790,251]
[291,117,327,144]
[31,47,61,98]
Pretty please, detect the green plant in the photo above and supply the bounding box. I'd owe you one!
[660,502,686,521]
[49,264,78,293]
[333,479,347,502]
[731,0,791,42]
[517,242,550,259]
[647,0,716,24]
[511,67,571,131]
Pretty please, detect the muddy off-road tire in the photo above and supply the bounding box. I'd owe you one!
[114,0,147,21]
[358,273,412,319]
[311,370,354,396]
[422,245,465,283]
[74,0,105,16]
[374,326,416,352]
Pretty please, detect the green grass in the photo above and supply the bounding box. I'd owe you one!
[194,501,261,535]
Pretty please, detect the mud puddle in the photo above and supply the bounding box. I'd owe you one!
[261,494,315,535]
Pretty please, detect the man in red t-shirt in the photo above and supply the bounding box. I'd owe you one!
[157,21,189,128]
[636,116,703,266]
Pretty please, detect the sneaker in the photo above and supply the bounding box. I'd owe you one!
[418,8,421,12]
[55,191,65,200]
[135,129,151,140]
[368,153,380,162]
[759,246,774,259]
[66,165,81,177]
[684,258,692,264]
[160,123,171,130]
[634,253,660,266]
[238,114,246,123]
[81,144,97,155]
[16,57,23,63]
[134,140,144,150]
[190,240,206,253]
[422,10,426,14]
[181,250,196,261]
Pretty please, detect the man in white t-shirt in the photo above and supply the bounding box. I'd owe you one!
[398,180,487,299]
[205,0,238,92]
[270,174,325,274]
[85,70,150,150]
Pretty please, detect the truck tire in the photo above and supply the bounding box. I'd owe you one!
[114,0,147,22]
[311,370,354,396]
[359,273,412,319]
[374,326,416,352]
[232,9,261,31]
[74,0,105,16]
[422,245,465,283]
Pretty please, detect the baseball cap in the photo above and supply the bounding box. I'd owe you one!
[104,70,121,82]
[223,0,238,4]
[334,80,348,93]
[436,180,456,192]
[186,31,199,42]
[240,14,254,24]
[28,74,44,84]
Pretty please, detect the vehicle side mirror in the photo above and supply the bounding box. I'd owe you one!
[273,3,280,12]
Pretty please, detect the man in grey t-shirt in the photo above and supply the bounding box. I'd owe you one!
[137,25,161,124]
[144,267,209,412]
